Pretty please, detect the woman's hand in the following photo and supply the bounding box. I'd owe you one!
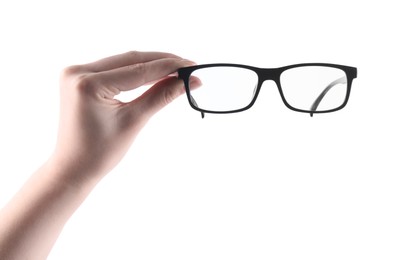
[53,51,198,185]
[0,51,199,260]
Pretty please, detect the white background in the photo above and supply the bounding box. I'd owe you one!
[0,1,396,259]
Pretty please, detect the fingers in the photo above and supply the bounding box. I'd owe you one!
[83,51,181,72]
[94,58,195,92]
[133,76,202,119]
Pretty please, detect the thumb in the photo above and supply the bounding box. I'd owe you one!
[134,76,201,118]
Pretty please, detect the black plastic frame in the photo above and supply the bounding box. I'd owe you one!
[178,63,357,117]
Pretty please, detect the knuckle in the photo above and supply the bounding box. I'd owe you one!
[61,65,83,79]
[163,89,175,105]
[74,74,97,93]
[130,62,146,74]
[129,62,147,83]
[163,82,183,105]
[60,65,99,95]
[127,50,141,59]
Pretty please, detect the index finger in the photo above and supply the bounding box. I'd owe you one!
[94,58,195,92]
[82,51,182,72]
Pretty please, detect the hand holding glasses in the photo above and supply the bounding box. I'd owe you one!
[178,63,357,118]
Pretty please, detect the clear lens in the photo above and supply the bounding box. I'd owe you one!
[280,66,348,112]
[189,66,258,112]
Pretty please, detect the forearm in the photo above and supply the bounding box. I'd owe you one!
[0,159,98,260]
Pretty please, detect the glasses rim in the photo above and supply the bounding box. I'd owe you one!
[177,63,357,117]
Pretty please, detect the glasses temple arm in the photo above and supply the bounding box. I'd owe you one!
[310,76,347,117]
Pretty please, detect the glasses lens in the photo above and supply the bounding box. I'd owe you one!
[280,66,348,112]
[189,66,258,112]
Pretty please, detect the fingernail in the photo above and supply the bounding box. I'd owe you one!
[182,59,197,66]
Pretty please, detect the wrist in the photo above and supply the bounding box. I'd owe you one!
[44,153,105,196]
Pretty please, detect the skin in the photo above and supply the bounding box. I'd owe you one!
[0,51,200,260]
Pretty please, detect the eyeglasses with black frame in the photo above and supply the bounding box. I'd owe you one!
[178,63,357,118]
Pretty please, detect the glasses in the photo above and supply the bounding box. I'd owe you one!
[178,63,357,118]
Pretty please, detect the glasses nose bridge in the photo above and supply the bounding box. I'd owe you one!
[257,68,280,85]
